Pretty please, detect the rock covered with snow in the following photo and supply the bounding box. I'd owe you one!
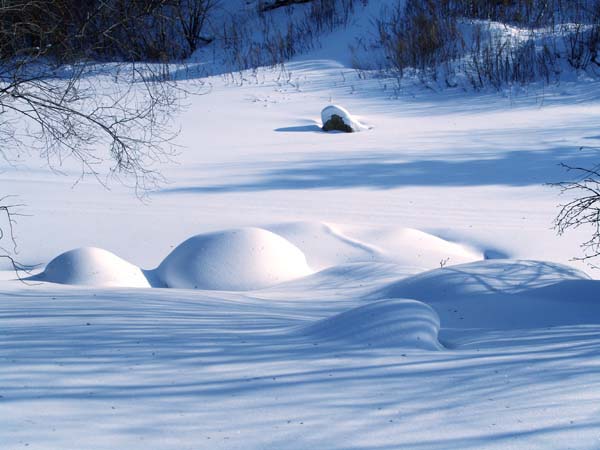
[155,227,313,291]
[321,105,364,132]
[301,298,443,351]
[31,247,150,288]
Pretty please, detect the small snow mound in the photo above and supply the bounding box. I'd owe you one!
[32,247,150,288]
[155,227,313,291]
[301,299,442,351]
[321,105,366,132]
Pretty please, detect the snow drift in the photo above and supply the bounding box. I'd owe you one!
[373,260,599,329]
[29,247,150,288]
[266,221,381,270]
[350,226,484,269]
[155,227,313,290]
[377,259,589,299]
[300,298,443,351]
[267,221,482,271]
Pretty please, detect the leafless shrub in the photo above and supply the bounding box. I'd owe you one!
[215,0,360,75]
[377,1,462,80]
[464,27,561,89]
[372,0,600,90]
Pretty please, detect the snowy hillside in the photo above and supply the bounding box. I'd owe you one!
[2,0,600,449]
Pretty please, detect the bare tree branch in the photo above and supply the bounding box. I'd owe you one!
[552,155,600,267]
[0,1,215,275]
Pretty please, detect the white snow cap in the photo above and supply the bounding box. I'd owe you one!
[156,227,313,291]
[321,104,367,132]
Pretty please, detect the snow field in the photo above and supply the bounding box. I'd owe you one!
[3,1,600,445]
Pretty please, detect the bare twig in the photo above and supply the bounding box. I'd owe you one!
[552,154,600,266]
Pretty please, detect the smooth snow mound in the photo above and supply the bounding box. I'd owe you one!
[344,226,483,269]
[31,247,150,288]
[155,227,313,290]
[376,259,590,301]
[301,299,442,351]
[266,221,380,270]
[267,221,481,271]
[372,260,596,330]
[321,105,366,132]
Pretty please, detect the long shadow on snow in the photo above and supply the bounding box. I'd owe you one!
[158,146,598,194]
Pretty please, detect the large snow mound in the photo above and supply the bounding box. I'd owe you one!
[30,247,150,288]
[377,259,590,299]
[300,299,442,351]
[155,227,313,290]
[373,260,598,329]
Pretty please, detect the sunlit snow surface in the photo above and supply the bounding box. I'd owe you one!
[3,2,600,447]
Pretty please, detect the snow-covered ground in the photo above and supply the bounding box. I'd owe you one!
[2,4,600,447]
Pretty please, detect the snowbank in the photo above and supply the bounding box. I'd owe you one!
[30,247,150,288]
[155,227,313,290]
[301,298,442,351]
